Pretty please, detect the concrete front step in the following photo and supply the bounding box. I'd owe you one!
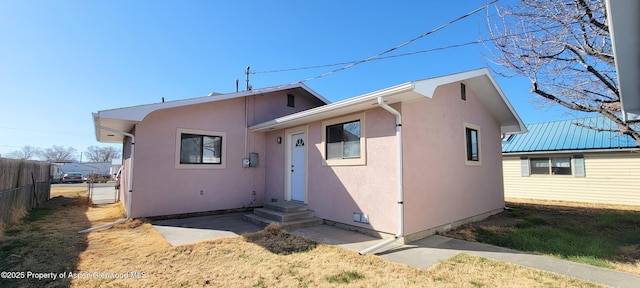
[263,201,308,213]
[243,214,324,231]
[254,207,316,222]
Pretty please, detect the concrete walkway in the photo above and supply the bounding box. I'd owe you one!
[152,213,640,288]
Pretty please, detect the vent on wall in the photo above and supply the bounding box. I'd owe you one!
[353,212,369,224]
[461,83,466,101]
[287,94,295,107]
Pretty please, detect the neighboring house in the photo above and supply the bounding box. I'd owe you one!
[502,117,640,206]
[59,162,112,177]
[93,68,525,243]
[84,162,112,176]
[59,163,99,177]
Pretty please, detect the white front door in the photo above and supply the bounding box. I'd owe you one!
[290,132,306,202]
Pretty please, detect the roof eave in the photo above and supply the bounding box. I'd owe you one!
[249,82,415,132]
[250,68,527,134]
[93,83,327,143]
[414,68,527,134]
[606,0,640,123]
[503,147,640,155]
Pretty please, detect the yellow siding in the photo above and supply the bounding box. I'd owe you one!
[503,152,640,206]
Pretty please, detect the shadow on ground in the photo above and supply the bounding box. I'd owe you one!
[0,196,91,288]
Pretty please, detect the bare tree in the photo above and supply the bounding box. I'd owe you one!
[5,146,41,160]
[85,146,121,162]
[486,0,639,144]
[39,145,77,162]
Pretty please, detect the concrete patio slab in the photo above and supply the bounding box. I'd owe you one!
[152,213,262,246]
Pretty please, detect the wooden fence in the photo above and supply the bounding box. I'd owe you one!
[0,157,51,231]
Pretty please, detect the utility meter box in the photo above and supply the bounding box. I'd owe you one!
[249,152,259,167]
[242,153,259,168]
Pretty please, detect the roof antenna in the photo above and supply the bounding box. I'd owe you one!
[245,66,252,91]
[162,97,165,103]
[236,79,239,93]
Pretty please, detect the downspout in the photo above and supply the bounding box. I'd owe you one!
[359,97,404,255]
[96,125,135,219]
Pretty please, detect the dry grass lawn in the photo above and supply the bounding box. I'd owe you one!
[0,188,604,287]
[50,186,88,198]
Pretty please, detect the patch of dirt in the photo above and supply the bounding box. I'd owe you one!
[242,223,318,255]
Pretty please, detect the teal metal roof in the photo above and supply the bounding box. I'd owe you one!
[502,117,639,154]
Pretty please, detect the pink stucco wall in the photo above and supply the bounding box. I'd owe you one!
[118,134,133,213]
[264,108,400,234]
[401,82,504,235]
[128,90,324,218]
[123,81,505,234]
[264,83,505,236]
[248,88,326,125]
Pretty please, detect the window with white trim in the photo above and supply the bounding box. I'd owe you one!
[175,128,226,169]
[520,155,584,177]
[531,157,571,175]
[322,113,366,166]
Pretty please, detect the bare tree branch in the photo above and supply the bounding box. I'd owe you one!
[572,122,618,133]
[40,146,77,162]
[486,0,639,145]
[85,146,121,162]
[5,146,40,160]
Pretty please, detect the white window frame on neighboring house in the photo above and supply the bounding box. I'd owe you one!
[175,128,227,169]
[321,113,366,166]
[464,122,482,166]
[520,155,585,177]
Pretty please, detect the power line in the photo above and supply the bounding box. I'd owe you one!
[251,25,560,76]
[285,0,498,84]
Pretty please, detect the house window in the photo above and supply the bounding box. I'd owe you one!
[464,123,481,166]
[326,120,361,159]
[180,134,222,164]
[465,128,479,161]
[530,157,572,175]
[530,158,550,174]
[175,128,226,169]
[520,155,584,177]
[322,113,366,166]
[287,94,295,107]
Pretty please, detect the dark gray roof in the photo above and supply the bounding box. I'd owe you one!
[502,117,638,154]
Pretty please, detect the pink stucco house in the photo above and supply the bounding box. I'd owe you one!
[93,68,525,246]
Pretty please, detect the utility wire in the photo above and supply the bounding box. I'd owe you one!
[251,25,558,75]
[285,0,498,84]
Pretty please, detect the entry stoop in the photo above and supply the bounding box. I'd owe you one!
[243,202,323,230]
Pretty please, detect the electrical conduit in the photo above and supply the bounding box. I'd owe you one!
[359,97,404,255]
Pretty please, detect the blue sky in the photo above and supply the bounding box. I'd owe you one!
[0,0,585,158]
